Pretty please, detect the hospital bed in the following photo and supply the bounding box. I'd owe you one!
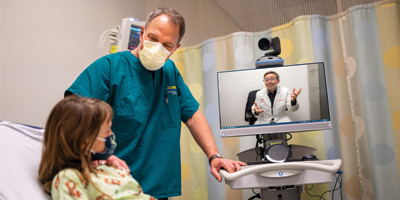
[0,120,341,200]
[0,121,51,199]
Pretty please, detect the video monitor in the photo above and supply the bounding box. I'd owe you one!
[217,62,331,137]
[117,18,144,52]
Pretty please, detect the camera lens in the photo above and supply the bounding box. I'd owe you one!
[258,38,271,51]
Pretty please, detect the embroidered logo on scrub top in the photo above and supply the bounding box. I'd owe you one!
[166,86,177,95]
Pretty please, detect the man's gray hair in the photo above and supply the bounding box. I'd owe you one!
[264,71,280,80]
[145,8,185,44]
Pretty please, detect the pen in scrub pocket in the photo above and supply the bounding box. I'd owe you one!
[165,94,168,105]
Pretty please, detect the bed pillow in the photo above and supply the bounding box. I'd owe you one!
[0,121,51,200]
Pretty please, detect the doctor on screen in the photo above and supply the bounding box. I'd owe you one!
[252,71,301,124]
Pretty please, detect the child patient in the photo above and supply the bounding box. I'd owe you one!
[39,95,155,199]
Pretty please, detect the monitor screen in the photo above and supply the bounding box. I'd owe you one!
[217,62,331,137]
[127,24,141,50]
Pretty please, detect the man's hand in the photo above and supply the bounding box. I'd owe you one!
[185,111,246,182]
[291,88,302,102]
[210,158,247,182]
[252,102,264,114]
[92,155,130,172]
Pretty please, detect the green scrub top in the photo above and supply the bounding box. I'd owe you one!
[65,51,199,198]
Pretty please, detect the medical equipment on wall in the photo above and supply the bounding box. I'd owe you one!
[218,37,342,200]
[100,18,144,55]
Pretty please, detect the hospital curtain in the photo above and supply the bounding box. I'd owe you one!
[170,1,400,200]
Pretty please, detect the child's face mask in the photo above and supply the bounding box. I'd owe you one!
[90,133,116,161]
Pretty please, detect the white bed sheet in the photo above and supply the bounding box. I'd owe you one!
[0,121,51,200]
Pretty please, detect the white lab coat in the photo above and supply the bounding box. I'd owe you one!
[251,86,299,124]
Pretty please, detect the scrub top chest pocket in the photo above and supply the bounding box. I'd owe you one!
[112,82,148,140]
[164,86,181,128]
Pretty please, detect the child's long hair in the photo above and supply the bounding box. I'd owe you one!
[39,95,113,195]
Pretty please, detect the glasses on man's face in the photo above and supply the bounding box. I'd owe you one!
[263,78,276,82]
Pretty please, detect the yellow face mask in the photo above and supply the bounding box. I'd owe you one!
[138,32,173,71]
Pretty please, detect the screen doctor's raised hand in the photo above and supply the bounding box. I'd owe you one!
[65,8,245,199]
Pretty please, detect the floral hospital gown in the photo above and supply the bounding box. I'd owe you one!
[51,165,156,200]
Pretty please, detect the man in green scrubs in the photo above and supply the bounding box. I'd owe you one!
[65,8,246,199]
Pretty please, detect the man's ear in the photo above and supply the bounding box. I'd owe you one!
[133,26,145,56]
[140,26,145,41]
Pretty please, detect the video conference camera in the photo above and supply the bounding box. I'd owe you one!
[255,37,284,68]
